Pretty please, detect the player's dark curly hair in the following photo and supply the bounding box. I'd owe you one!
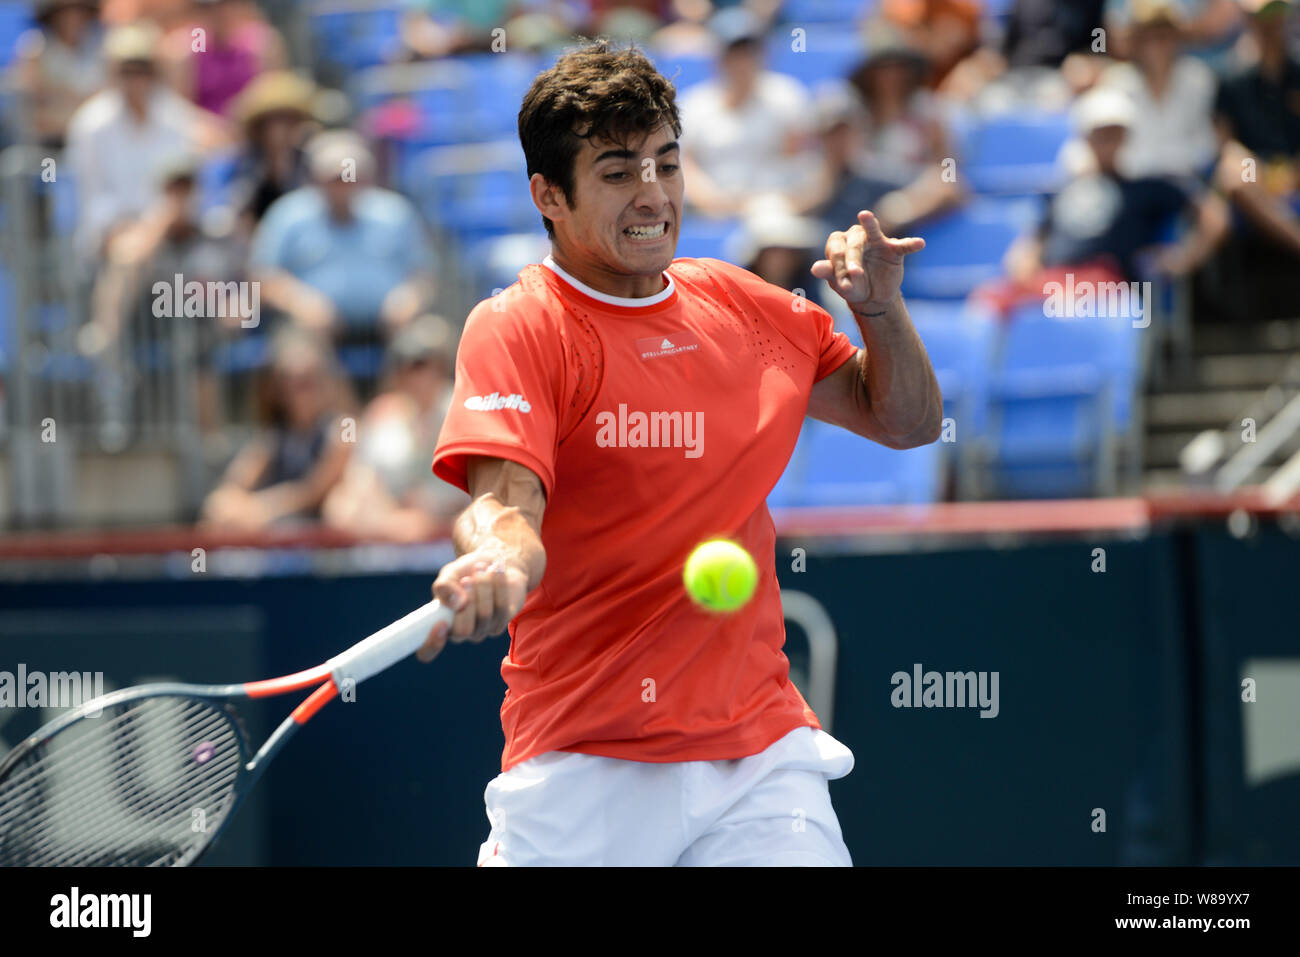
[518,39,682,238]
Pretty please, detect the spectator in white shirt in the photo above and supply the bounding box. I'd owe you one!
[13,0,105,148]
[678,7,819,219]
[64,21,208,270]
[1099,0,1220,178]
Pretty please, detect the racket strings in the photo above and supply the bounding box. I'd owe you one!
[1,699,242,867]
[0,696,244,866]
[3,706,241,868]
[1,699,241,867]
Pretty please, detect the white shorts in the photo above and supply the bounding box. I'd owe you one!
[476,726,855,866]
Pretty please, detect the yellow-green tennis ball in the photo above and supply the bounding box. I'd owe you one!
[683,539,758,612]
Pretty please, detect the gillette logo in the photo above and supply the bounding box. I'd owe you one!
[465,392,531,413]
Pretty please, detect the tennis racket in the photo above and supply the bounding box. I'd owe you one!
[0,598,454,867]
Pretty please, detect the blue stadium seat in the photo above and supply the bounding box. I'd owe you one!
[786,419,943,506]
[467,231,550,300]
[651,54,713,94]
[212,334,270,374]
[338,344,384,379]
[675,217,740,263]
[767,429,808,509]
[987,307,1138,498]
[765,26,864,86]
[955,112,1073,195]
[411,140,532,241]
[198,150,241,213]
[312,4,402,72]
[778,0,876,24]
[0,3,33,70]
[906,299,998,440]
[900,198,1037,299]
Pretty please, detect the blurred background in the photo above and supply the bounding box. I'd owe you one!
[0,0,1298,865]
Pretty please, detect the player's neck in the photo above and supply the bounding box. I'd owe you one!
[547,248,667,300]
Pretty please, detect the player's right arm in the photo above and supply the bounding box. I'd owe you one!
[417,456,547,662]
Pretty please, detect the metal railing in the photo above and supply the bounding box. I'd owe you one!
[1,145,209,527]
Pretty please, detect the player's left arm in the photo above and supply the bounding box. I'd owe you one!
[808,210,944,450]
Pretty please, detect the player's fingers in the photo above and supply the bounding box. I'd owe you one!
[888,235,926,256]
[825,230,851,289]
[810,258,834,280]
[416,620,450,663]
[858,209,887,243]
[486,560,513,637]
[845,226,866,277]
[449,568,487,641]
[431,567,470,617]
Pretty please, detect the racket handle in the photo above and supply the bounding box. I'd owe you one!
[327,600,455,688]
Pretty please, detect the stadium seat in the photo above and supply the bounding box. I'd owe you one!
[651,54,713,94]
[467,231,550,300]
[900,198,1038,299]
[311,3,402,72]
[986,307,1138,498]
[778,0,877,24]
[954,112,1073,195]
[212,333,270,374]
[785,418,943,506]
[906,299,998,440]
[411,139,532,242]
[675,217,741,263]
[765,26,864,86]
[0,2,33,70]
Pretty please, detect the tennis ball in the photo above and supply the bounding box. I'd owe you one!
[683,539,758,613]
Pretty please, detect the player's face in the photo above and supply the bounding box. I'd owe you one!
[553,124,683,288]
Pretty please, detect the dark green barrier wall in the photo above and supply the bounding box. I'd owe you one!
[0,523,1295,864]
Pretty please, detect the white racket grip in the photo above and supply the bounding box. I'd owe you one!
[327,600,455,689]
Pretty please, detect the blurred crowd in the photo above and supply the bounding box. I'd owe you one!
[3,0,1300,537]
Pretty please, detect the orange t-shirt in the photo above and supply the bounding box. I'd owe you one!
[433,256,859,772]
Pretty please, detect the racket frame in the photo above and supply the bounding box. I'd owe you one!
[0,598,454,865]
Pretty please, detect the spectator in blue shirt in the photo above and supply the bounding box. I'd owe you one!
[249,129,437,346]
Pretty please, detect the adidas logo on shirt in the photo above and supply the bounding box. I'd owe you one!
[465,392,532,413]
[637,331,700,361]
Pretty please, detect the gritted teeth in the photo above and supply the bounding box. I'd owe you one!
[624,222,667,239]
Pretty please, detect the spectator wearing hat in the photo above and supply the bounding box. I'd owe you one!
[228,70,318,231]
[12,0,106,148]
[79,153,245,436]
[1097,0,1221,178]
[836,24,965,235]
[1210,0,1300,260]
[248,129,437,347]
[878,0,982,89]
[201,328,354,530]
[726,196,830,306]
[1105,0,1244,62]
[65,21,218,270]
[162,0,286,119]
[677,7,820,218]
[979,87,1229,315]
[322,314,468,542]
[650,0,718,57]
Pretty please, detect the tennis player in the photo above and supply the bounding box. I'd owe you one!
[421,40,942,866]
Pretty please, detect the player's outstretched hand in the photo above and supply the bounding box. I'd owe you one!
[811,209,925,313]
[418,550,530,662]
